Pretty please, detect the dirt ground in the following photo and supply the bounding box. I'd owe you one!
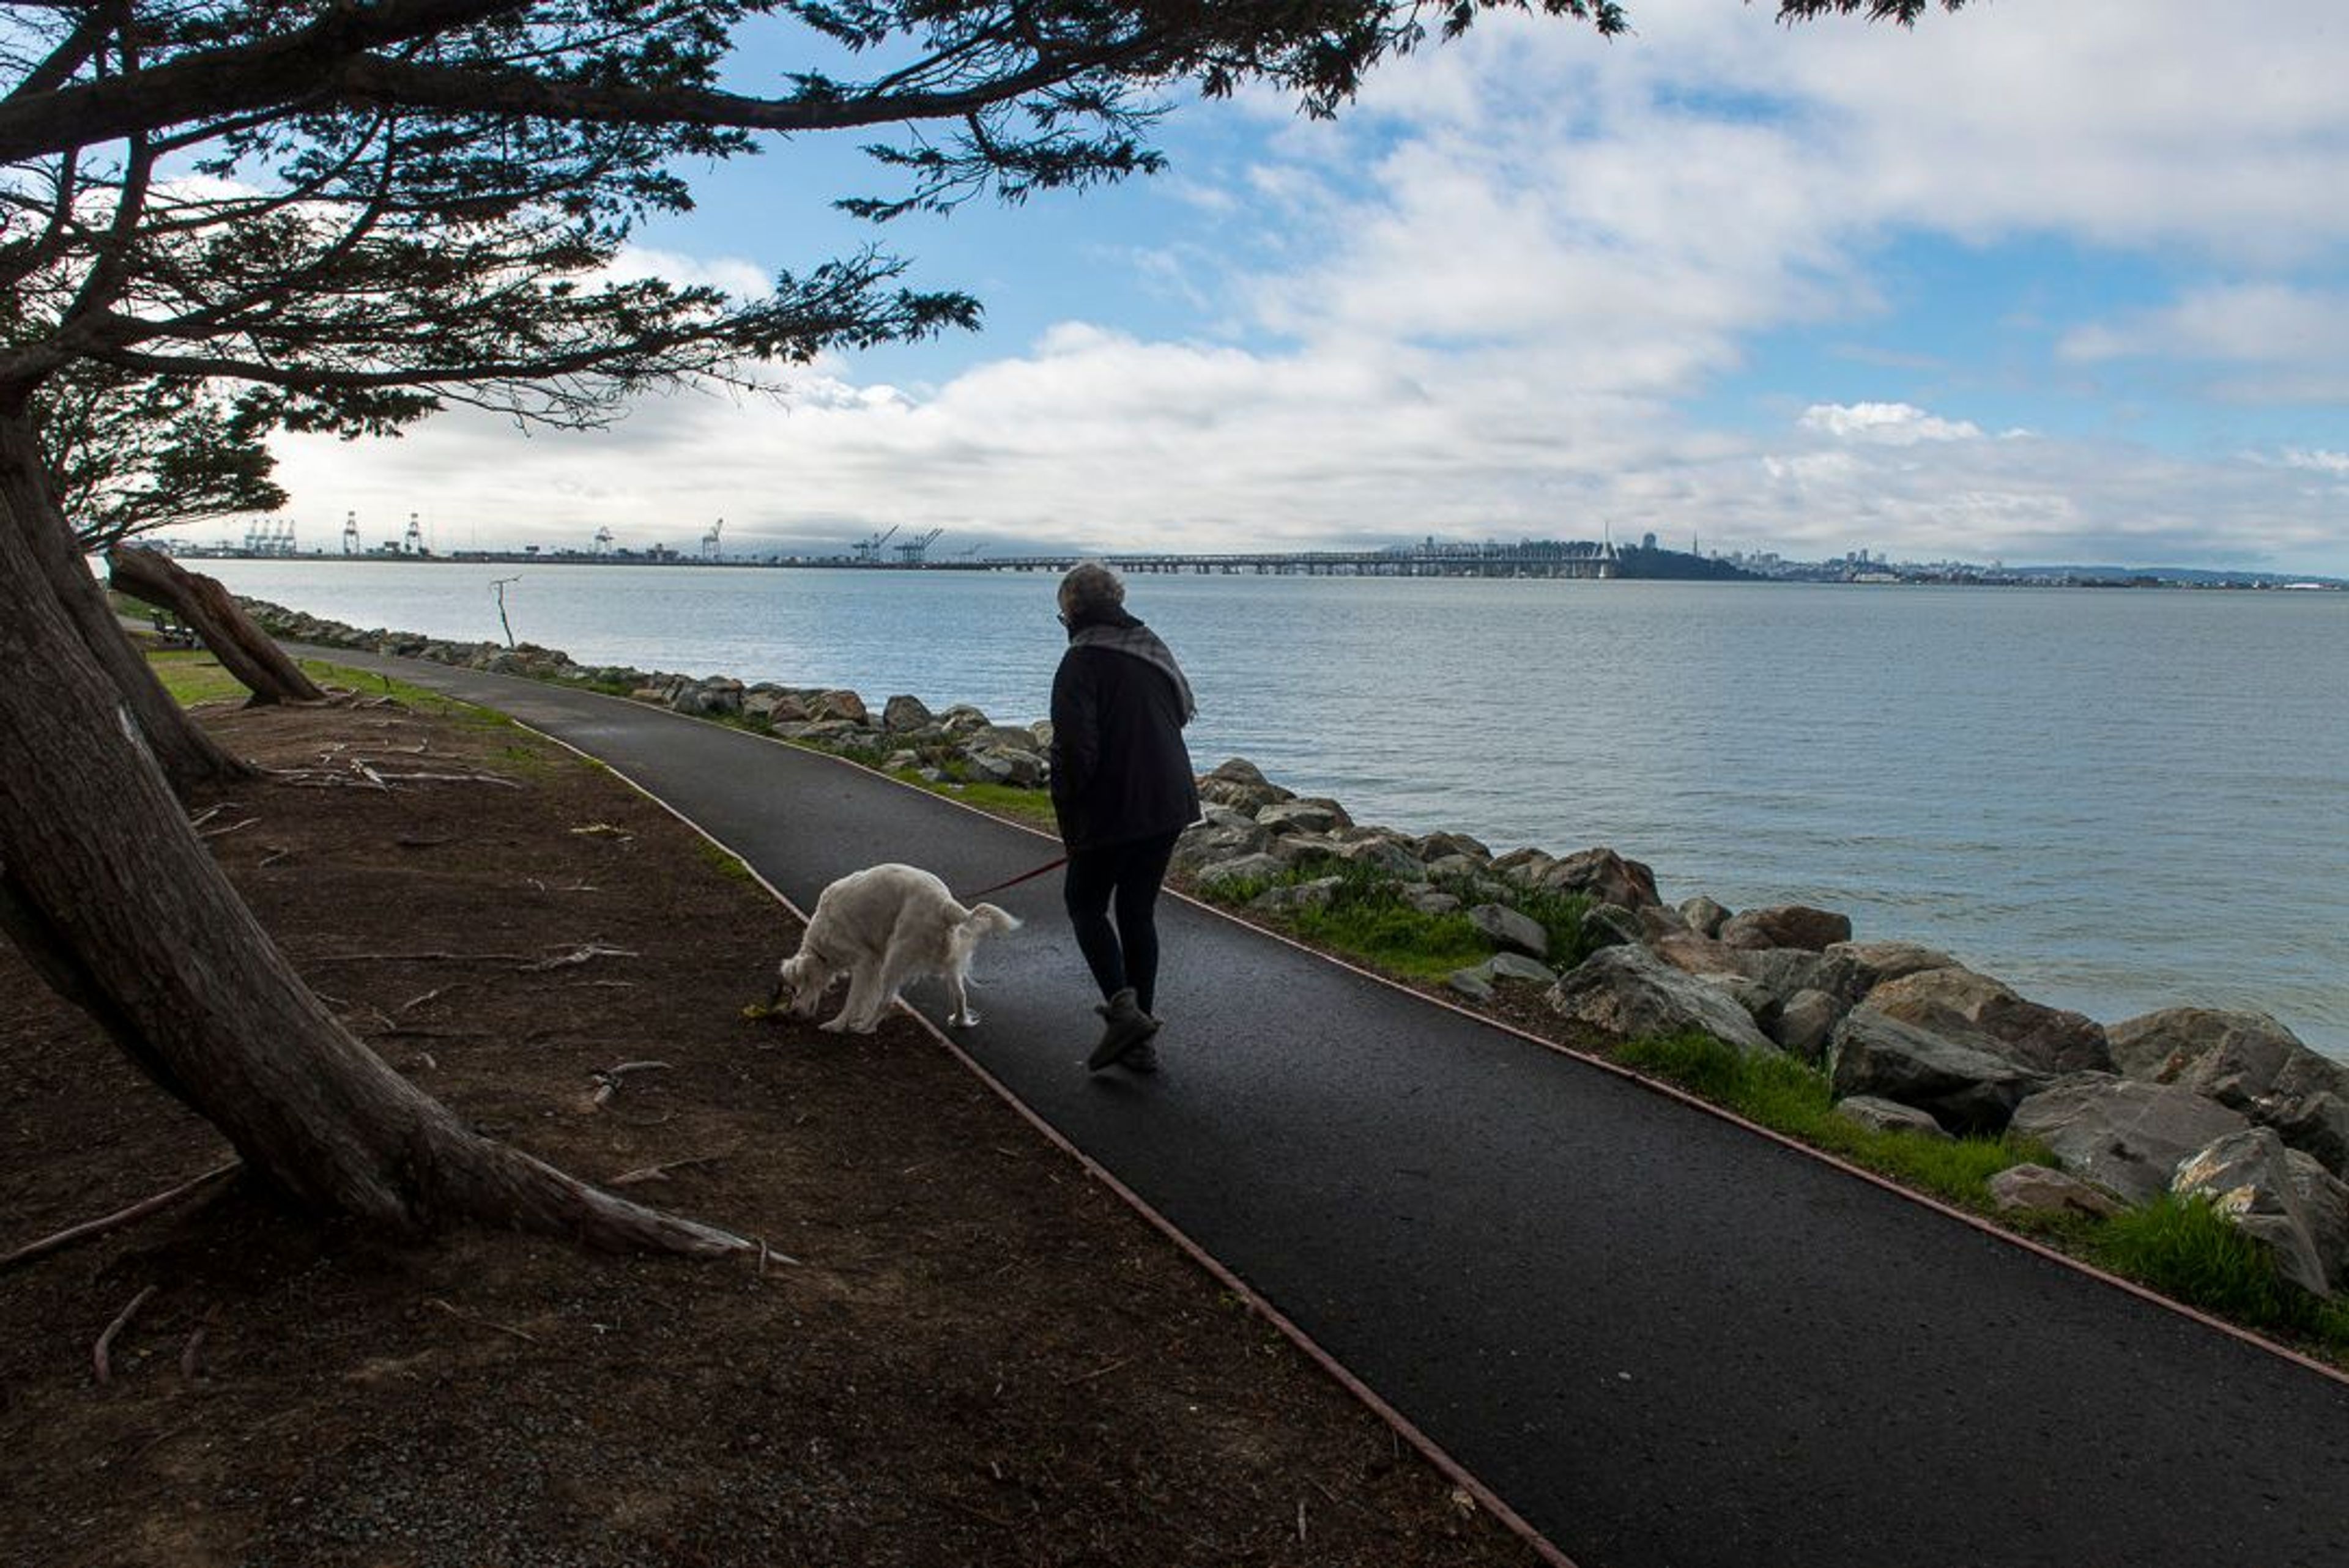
[0,681,1547,1568]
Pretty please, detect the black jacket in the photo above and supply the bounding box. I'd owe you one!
[1049,615,1200,852]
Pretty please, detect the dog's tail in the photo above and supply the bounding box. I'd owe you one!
[959,902,1022,941]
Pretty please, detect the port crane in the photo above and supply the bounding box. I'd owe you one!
[701,518,724,560]
[342,511,360,555]
[894,527,944,566]
[850,525,898,565]
[592,525,615,556]
[404,512,425,554]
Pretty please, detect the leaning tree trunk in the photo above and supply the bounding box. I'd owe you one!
[0,416,253,792]
[0,485,746,1256]
[105,543,328,705]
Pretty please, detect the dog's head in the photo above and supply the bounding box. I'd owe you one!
[770,948,841,1018]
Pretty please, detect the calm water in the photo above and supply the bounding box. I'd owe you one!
[201,559,2349,1061]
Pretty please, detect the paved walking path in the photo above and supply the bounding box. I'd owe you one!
[314,653,2349,1568]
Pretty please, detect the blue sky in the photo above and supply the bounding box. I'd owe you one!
[232,1,2349,574]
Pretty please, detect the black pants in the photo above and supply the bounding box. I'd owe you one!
[1062,829,1182,1015]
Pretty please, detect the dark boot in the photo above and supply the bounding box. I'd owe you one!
[1085,987,1161,1071]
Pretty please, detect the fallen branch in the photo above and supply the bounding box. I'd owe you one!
[588,1060,672,1108]
[199,816,260,839]
[93,1285,158,1383]
[609,1153,725,1187]
[305,949,533,966]
[424,1297,540,1345]
[1,1159,240,1273]
[395,983,459,1015]
[369,769,521,789]
[256,846,294,868]
[525,942,639,971]
[1067,1356,1135,1386]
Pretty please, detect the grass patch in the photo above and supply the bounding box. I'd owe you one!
[1609,1030,2046,1211]
[695,839,758,885]
[1195,856,1597,985]
[1200,859,1495,982]
[2092,1196,2349,1350]
[146,649,248,706]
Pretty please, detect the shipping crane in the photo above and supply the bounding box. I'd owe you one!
[850,525,898,565]
[702,517,724,560]
[894,527,944,566]
[342,511,360,555]
[593,525,615,556]
[404,512,425,555]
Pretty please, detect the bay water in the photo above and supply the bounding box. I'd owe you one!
[195,559,2349,1062]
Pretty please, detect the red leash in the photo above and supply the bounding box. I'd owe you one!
[962,854,1068,900]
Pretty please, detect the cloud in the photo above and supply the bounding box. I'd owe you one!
[223,1,2349,577]
[1798,402,1985,444]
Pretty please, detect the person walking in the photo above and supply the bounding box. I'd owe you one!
[1048,561,1200,1074]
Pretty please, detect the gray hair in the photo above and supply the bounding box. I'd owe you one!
[1058,560,1126,619]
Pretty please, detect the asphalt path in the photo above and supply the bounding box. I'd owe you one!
[307,651,2349,1568]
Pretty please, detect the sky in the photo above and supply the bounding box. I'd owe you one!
[194,1,2349,574]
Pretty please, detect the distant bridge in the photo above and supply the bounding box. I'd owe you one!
[945,540,1619,580]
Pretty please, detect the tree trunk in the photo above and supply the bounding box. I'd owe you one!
[0,484,746,1257]
[0,416,254,791]
[104,542,328,704]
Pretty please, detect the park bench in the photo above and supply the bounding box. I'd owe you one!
[148,608,199,649]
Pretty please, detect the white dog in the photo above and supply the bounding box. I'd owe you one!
[770,863,1020,1034]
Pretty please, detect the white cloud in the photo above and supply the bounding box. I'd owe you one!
[1799,402,1984,445]
[2277,448,2349,476]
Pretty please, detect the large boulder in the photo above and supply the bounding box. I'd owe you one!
[1449,952,1558,1004]
[1326,834,1427,881]
[1650,930,1743,980]
[1537,847,1662,911]
[963,746,1047,788]
[1173,811,1272,871]
[1678,896,1732,939]
[1986,1164,2124,1220]
[1546,945,1773,1054]
[1193,852,1289,892]
[1717,904,1853,953]
[2171,1128,2349,1298]
[807,689,869,725]
[1491,848,1557,887]
[2008,1074,2251,1206]
[1256,797,1352,837]
[1826,1007,2047,1135]
[1835,1095,1951,1140]
[744,688,811,724]
[881,693,935,733]
[1732,948,1872,1008]
[1768,988,1848,1062]
[1863,966,2112,1076]
[2110,1008,2349,1176]
[1579,902,1646,951]
[1824,940,1961,993]
[1466,903,1549,960]
[1414,830,1492,864]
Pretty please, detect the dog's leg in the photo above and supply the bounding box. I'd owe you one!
[825,963,885,1034]
[944,961,979,1029]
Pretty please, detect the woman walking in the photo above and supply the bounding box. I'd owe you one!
[1048,561,1200,1073]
